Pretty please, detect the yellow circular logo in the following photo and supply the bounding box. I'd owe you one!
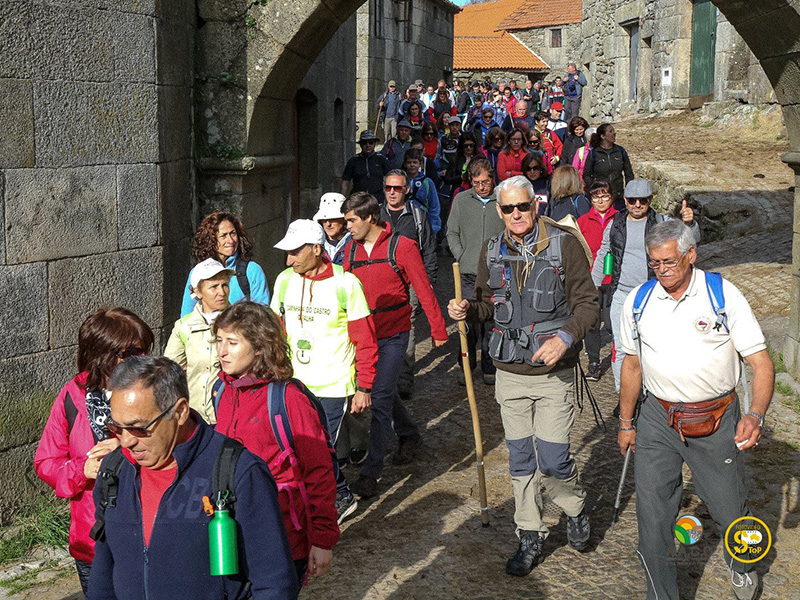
[724,516,772,563]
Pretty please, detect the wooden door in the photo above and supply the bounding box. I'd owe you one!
[690,0,717,98]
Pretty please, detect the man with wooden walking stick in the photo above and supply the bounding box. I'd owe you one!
[448,176,599,577]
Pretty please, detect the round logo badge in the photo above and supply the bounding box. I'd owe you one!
[694,317,713,334]
[674,515,703,545]
[724,516,772,563]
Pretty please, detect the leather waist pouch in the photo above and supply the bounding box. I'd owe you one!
[656,391,735,443]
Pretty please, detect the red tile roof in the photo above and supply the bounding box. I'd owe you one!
[496,0,582,31]
[454,0,527,36]
[454,0,549,72]
[454,33,548,71]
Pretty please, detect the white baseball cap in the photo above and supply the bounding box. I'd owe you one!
[313,193,346,222]
[190,258,235,299]
[274,219,325,251]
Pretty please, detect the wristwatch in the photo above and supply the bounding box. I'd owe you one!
[356,386,372,394]
[746,411,765,428]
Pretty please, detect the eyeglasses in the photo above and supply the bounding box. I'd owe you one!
[626,197,651,206]
[591,193,612,201]
[106,403,177,438]
[472,179,492,187]
[648,253,687,269]
[499,201,533,215]
[384,185,406,192]
[527,167,543,172]
[423,131,435,137]
[463,143,475,149]
[116,347,146,359]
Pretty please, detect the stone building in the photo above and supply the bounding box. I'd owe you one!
[581,0,776,121]
[0,0,454,518]
[356,0,460,138]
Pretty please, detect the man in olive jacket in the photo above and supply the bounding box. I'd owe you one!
[446,158,504,384]
[448,176,599,578]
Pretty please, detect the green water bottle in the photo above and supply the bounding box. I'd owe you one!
[209,508,239,576]
[603,253,614,276]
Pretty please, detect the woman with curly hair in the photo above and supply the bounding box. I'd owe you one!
[180,210,269,316]
[35,307,154,595]
[213,302,339,586]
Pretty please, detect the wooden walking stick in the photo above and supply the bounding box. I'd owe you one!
[453,262,489,526]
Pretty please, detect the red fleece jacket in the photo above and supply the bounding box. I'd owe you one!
[344,223,448,341]
[215,374,340,559]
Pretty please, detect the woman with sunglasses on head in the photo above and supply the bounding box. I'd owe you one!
[521,151,551,215]
[181,210,269,317]
[497,127,528,181]
[582,123,634,209]
[429,87,456,123]
[212,302,339,586]
[34,307,154,596]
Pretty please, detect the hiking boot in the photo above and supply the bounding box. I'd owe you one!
[566,509,591,552]
[349,447,368,466]
[349,475,378,499]
[730,570,760,600]
[335,492,358,525]
[483,372,496,385]
[585,362,601,382]
[505,531,544,577]
[391,433,423,465]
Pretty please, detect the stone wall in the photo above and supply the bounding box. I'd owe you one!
[0,0,196,520]
[356,0,458,139]
[581,0,776,122]
[514,23,582,81]
[453,69,542,85]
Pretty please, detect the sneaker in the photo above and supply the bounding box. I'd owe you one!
[585,362,601,382]
[391,433,423,465]
[566,509,591,552]
[349,447,368,466]
[505,531,544,577]
[335,492,358,524]
[730,570,760,600]
[349,475,378,498]
[483,372,496,385]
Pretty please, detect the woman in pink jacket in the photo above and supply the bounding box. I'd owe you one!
[34,307,154,595]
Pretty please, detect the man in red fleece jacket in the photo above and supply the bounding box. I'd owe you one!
[342,192,448,499]
[271,218,378,524]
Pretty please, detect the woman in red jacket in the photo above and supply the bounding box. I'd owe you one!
[497,127,529,181]
[34,307,154,595]
[213,302,339,586]
[577,179,618,381]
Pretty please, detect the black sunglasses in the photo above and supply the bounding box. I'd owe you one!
[626,197,651,206]
[499,202,533,215]
[106,403,178,438]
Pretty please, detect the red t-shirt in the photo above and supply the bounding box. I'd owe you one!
[140,466,176,546]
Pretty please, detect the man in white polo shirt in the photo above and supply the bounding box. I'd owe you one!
[272,219,379,524]
[617,220,774,600]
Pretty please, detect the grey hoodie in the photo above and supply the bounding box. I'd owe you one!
[446,188,505,275]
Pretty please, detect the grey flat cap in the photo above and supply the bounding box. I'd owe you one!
[624,179,653,198]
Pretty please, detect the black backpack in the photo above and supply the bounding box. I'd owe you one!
[346,232,410,314]
[90,439,245,543]
[235,258,251,299]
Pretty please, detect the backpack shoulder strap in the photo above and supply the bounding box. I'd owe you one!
[211,437,245,511]
[387,232,409,292]
[236,258,251,300]
[346,241,358,271]
[89,447,126,542]
[331,265,348,313]
[64,391,78,435]
[704,271,729,333]
[632,278,659,339]
[267,381,293,453]
[211,377,226,416]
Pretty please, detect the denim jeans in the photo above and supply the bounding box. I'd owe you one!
[318,396,351,496]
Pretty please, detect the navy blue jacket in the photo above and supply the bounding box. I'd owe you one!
[87,417,298,600]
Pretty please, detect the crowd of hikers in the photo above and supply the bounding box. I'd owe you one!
[34,71,774,600]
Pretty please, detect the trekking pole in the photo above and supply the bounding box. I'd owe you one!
[612,447,632,523]
[453,262,489,526]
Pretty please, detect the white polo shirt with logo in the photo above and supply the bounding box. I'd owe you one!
[619,268,766,403]
[270,264,371,398]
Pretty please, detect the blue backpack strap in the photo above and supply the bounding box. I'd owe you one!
[211,378,226,416]
[705,271,729,333]
[267,381,292,453]
[631,278,659,341]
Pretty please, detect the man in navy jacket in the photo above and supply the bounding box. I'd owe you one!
[87,356,297,600]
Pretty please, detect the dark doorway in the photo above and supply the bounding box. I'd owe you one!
[691,0,717,99]
[294,88,319,218]
[627,22,640,102]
